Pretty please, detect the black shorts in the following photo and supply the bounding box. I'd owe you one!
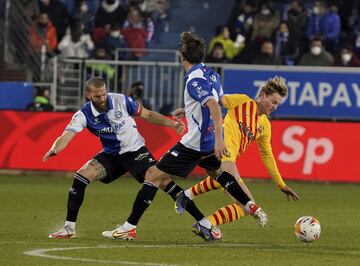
[156,142,221,178]
[93,146,157,184]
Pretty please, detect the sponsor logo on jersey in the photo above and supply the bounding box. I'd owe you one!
[239,121,255,141]
[98,121,125,134]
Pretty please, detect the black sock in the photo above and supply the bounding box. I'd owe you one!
[127,182,158,226]
[164,181,205,221]
[215,171,251,205]
[66,173,89,222]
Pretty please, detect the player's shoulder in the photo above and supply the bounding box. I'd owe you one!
[224,93,252,104]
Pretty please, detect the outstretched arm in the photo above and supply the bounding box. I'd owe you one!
[139,106,185,135]
[206,99,228,160]
[43,130,76,161]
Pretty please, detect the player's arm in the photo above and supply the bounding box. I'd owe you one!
[205,99,228,159]
[220,94,249,110]
[258,132,299,201]
[139,106,185,135]
[171,107,185,121]
[43,130,76,161]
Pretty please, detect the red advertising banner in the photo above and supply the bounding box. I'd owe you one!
[0,111,359,183]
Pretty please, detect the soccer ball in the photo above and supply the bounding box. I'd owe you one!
[294,216,321,242]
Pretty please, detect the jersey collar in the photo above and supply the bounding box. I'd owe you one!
[184,62,205,79]
[90,94,113,117]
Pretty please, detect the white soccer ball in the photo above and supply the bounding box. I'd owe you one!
[294,216,321,242]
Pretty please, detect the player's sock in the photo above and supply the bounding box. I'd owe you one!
[164,181,205,221]
[64,221,76,230]
[122,221,136,231]
[66,173,89,222]
[215,171,251,206]
[208,204,246,226]
[184,176,221,200]
[126,181,158,226]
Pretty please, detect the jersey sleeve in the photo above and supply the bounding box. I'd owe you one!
[187,78,215,106]
[65,110,87,133]
[125,96,142,117]
[222,94,249,110]
[257,119,286,189]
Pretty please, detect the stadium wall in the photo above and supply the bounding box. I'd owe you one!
[0,111,358,183]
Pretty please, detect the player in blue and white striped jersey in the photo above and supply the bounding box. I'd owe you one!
[45,77,186,239]
[103,32,266,242]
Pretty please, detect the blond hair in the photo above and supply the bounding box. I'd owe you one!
[261,76,287,97]
[85,77,106,91]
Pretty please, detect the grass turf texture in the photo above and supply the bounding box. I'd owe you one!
[0,174,359,265]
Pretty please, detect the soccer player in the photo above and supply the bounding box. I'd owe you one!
[102,31,267,241]
[175,76,299,228]
[45,77,187,239]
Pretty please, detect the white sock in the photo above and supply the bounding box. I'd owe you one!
[184,189,194,200]
[65,221,76,230]
[245,201,255,213]
[199,218,212,229]
[122,221,136,231]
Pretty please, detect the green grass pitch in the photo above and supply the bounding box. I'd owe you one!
[0,174,359,265]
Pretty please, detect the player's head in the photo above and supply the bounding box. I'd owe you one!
[85,77,108,111]
[178,31,205,67]
[258,76,287,115]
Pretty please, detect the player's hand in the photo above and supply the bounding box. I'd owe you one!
[214,138,230,160]
[172,108,185,121]
[173,120,186,135]
[281,185,299,201]
[43,149,57,161]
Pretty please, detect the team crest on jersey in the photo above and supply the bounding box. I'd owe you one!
[115,111,122,118]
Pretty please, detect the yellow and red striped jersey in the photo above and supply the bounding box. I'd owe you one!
[222,94,286,188]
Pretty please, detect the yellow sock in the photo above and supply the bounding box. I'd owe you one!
[188,176,221,198]
[208,203,246,226]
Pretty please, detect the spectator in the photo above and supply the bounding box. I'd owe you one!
[306,1,341,54]
[102,24,127,59]
[208,25,244,61]
[252,3,280,44]
[286,0,308,55]
[57,19,94,59]
[227,1,255,42]
[298,37,334,66]
[206,42,228,63]
[251,40,281,65]
[273,21,299,65]
[333,44,360,67]
[128,81,152,110]
[87,46,116,80]
[122,4,155,58]
[26,87,54,111]
[95,0,127,29]
[72,0,97,34]
[29,12,58,55]
[38,0,70,42]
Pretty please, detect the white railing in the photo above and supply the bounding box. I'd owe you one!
[50,58,185,112]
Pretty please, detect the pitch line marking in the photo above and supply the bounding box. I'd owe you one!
[24,246,178,266]
[24,243,360,265]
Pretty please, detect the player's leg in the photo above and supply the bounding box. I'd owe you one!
[49,153,111,239]
[183,175,222,200]
[208,167,251,226]
[215,160,268,227]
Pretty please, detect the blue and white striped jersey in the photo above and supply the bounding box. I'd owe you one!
[66,93,145,155]
[180,63,223,152]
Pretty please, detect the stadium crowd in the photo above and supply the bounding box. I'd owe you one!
[24,0,360,67]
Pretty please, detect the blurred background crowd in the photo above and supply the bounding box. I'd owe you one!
[20,0,360,67]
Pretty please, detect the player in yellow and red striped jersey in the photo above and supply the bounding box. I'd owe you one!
[175,76,299,228]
